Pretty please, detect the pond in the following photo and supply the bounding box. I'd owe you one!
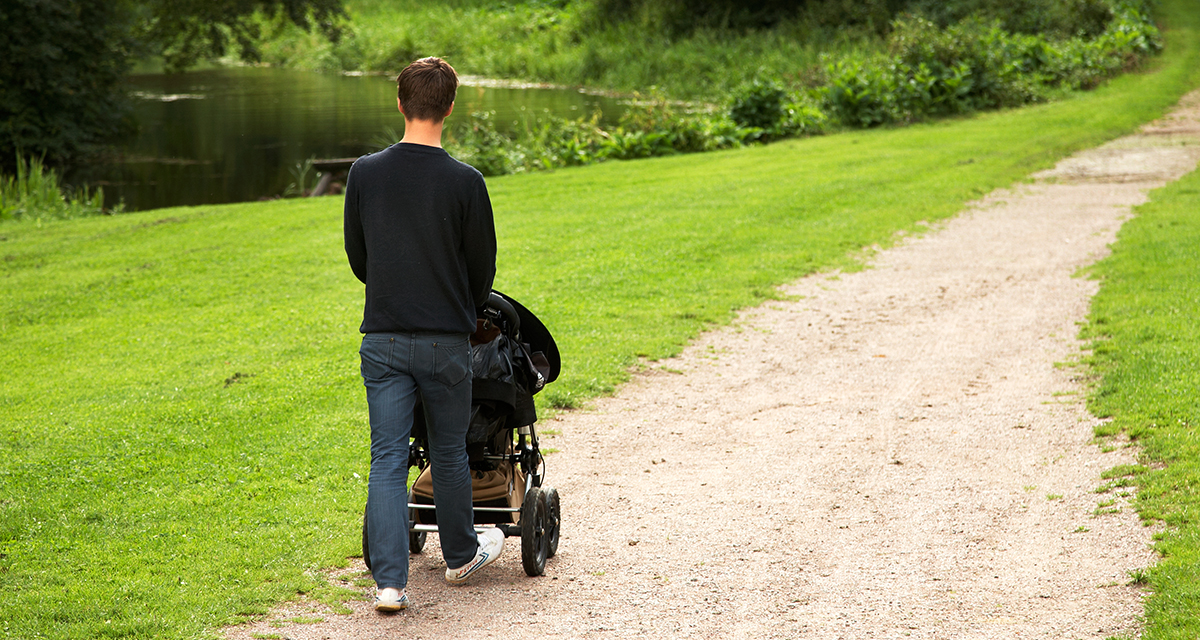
[71,67,626,212]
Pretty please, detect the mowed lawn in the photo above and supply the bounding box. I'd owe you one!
[2,2,1200,638]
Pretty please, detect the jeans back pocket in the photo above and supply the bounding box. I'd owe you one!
[432,339,470,388]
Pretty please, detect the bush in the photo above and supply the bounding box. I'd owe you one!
[823,1,1162,127]
[730,79,788,131]
[780,100,828,136]
[824,55,902,127]
[616,96,757,153]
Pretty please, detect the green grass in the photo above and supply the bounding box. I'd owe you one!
[2,1,1199,637]
[1084,163,1200,639]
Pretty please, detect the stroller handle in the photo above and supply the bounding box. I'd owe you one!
[487,291,520,333]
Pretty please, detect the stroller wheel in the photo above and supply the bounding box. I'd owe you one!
[521,486,549,576]
[408,488,426,554]
[544,486,560,558]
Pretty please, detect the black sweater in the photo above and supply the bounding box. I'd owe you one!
[344,143,497,335]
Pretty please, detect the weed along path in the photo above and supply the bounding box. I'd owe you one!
[226,92,1200,640]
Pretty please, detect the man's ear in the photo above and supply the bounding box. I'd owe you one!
[397,98,406,116]
[444,102,454,119]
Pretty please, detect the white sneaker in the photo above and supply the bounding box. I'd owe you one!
[445,529,505,584]
[374,587,409,612]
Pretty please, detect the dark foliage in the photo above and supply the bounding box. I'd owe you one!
[592,0,812,30]
[580,0,902,33]
[905,0,1113,37]
[0,0,136,172]
[579,0,1115,36]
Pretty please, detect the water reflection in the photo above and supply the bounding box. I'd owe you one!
[72,67,623,211]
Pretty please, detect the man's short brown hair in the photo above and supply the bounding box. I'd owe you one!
[397,57,458,122]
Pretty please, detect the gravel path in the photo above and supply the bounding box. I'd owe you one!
[226,91,1200,640]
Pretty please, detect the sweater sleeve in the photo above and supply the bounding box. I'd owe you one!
[463,174,498,308]
[343,162,367,284]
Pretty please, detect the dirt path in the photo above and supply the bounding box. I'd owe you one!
[226,91,1200,640]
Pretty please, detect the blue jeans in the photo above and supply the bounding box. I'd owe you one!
[360,332,478,590]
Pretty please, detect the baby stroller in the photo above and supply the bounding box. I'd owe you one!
[362,291,562,576]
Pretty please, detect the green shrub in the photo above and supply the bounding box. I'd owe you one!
[780,99,828,136]
[1050,2,1164,89]
[823,1,1162,127]
[730,78,788,131]
[889,16,1050,112]
[524,113,612,167]
[824,55,902,127]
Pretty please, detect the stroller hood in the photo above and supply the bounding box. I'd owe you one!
[492,290,560,384]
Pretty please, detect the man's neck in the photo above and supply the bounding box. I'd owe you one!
[399,117,444,148]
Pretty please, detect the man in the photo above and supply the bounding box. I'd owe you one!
[344,56,501,613]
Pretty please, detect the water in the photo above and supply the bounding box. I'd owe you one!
[72,67,625,211]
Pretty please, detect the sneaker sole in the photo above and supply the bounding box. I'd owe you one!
[375,603,408,612]
[375,596,409,612]
[445,547,501,584]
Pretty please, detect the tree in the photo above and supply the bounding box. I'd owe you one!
[1,0,137,172]
[133,0,346,71]
[0,0,345,174]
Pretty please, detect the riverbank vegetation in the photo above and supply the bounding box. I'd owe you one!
[2,2,1199,636]
[260,0,1153,100]
[1084,164,1200,638]
[260,0,1164,177]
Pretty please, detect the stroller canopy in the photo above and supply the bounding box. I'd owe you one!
[492,290,560,384]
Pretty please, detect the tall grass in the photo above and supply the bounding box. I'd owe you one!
[0,156,111,222]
